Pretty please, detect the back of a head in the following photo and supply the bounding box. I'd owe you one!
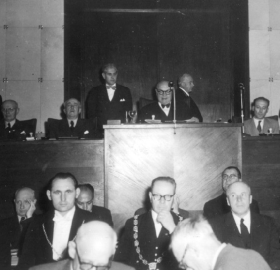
[48,172,78,191]
[78,184,94,195]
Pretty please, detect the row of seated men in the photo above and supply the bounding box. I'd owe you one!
[0,166,279,270]
[0,63,278,140]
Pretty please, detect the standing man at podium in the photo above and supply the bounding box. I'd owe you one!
[86,63,132,133]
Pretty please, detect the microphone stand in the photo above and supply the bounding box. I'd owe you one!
[239,83,245,133]
[169,81,176,134]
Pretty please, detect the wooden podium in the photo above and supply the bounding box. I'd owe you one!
[104,123,242,232]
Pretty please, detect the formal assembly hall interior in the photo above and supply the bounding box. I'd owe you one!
[1,0,280,239]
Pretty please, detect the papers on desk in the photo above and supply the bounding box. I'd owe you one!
[145,119,162,124]
[11,249,18,266]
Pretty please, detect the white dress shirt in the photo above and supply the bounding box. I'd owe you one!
[52,206,76,260]
[253,117,264,131]
[232,211,251,233]
[67,118,78,127]
[151,210,162,237]
[106,84,116,101]
[5,119,16,128]
[159,102,171,116]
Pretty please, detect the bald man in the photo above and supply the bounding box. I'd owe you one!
[48,98,95,139]
[29,221,135,270]
[209,182,280,270]
[0,100,34,140]
[139,80,189,122]
[176,74,203,122]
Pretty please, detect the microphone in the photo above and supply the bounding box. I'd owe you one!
[169,81,174,88]
[169,81,176,133]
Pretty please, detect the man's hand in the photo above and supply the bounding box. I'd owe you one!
[157,210,176,234]
[26,199,36,218]
[172,196,180,215]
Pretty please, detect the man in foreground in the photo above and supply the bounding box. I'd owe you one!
[115,176,182,270]
[171,215,271,270]
[29,221,134,270]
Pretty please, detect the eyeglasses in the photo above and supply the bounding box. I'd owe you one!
[2,108,16,113]
[156,89,172,95]
[152,194,174,201]
[77,248,112,270]
[222,174,238,180]
[178,244,188,269]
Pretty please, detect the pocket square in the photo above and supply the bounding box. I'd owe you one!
[120,99,125,102]
[84,130,89,134]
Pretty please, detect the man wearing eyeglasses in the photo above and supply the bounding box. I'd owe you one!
[76,184,113,226]
[29,221,135,270]
[203,166,259,220]
[48,98,95,139]
[0,100,34,140]
[139,81,188,123]
[115,176,182,270]
[171,215,271,270]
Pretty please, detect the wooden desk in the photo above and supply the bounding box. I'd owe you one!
[104,123,242,231]
[0,140,104,219]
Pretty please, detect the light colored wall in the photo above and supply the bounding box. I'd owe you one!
[0,0,64,133]
[249,0,280,117]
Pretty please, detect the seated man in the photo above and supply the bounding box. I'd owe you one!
[18,173,95,270]
[48,98,95,139]
[114,177,182,270]
[171,215,271,270]
[209,182,280,270]
[0,100,35,140]
[76,184,113,226]
[244,97,279,135]
[203,166,259,220]
[29,221,135,270]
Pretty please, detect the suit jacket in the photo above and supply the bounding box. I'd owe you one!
[0,119,33,140]
[0,220,11,270]
[244,118,279,136]
[86,84,132,129]
[91,205,113,227]
[114,211,180,270]
[175,88,203,122]
[18,207,95,270]
[209,212,280,270]
[214,244,271,270]
[29,258,135,270]
[203,193,260,220]
[48,119,95,139]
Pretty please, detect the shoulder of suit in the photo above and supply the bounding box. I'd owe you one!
[141,102,158,111]
[112,261,135,270]
[92,205,110,213]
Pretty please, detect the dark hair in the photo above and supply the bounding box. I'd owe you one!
[151,176,176,191]
[222,166,241,179]
[78,184,94,195]
[102,63,118,73]
[48,172,78,191]
[253,97,270,107]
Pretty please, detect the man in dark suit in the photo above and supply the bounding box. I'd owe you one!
[48,98,95,139]
[171,215,271,270]
[86,63,132,133]
[29,221,135,270]
[114,177,182,270]
[139,80,191,123]
[76,184,113,226]
[244,97,279,136]
[203,166,260,220]
[18,173,96,270]
[0,100,34,140]
[209,182,280,270]
[176,74,203,122]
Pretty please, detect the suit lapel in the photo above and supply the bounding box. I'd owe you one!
[68,207,85,241]
[250,212,261,249]
[43,210,55,244]
[224,213,244,245]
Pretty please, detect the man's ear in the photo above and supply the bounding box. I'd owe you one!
[226,196,230,206]
[249,195,252,204]
[68,241,77,259]
[149,192,152,202]
[102,72,105,80]
[78,107,82,114]
[16,108,20,116]
[33,199,37,205]
[75,188,80,198]
[46,190,52,201]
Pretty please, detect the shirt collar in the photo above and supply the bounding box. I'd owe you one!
[232,210,251,232]
[151,209,158,222]
[106,84,116,88]
[6,119,16,128]
[179,87,190,96]
[68,118,78,127]
[211,243,227,270]
[53,206,76,222]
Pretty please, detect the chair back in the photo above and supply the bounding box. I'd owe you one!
[20,118,37,135]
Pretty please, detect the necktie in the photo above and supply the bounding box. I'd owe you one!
[162,104,171,109]
[20,216,26,231]
[257,120,262,133]
[70,121,74,129]
[106,85,116,90]
[240,218,250,248]
[6,123,11,130]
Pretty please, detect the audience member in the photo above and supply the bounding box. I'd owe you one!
[86,63,132,132]
[48,98,95,138]
[203,166,259,219]
[176,74,203,122]
[209,182,280,270]
[171,215,271,270]
[76,184,113,226]
[0,100,34,140]
[29,221,134,270]
[18,173,95,270]
[244,97,279,136]
[114,176,182,270]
